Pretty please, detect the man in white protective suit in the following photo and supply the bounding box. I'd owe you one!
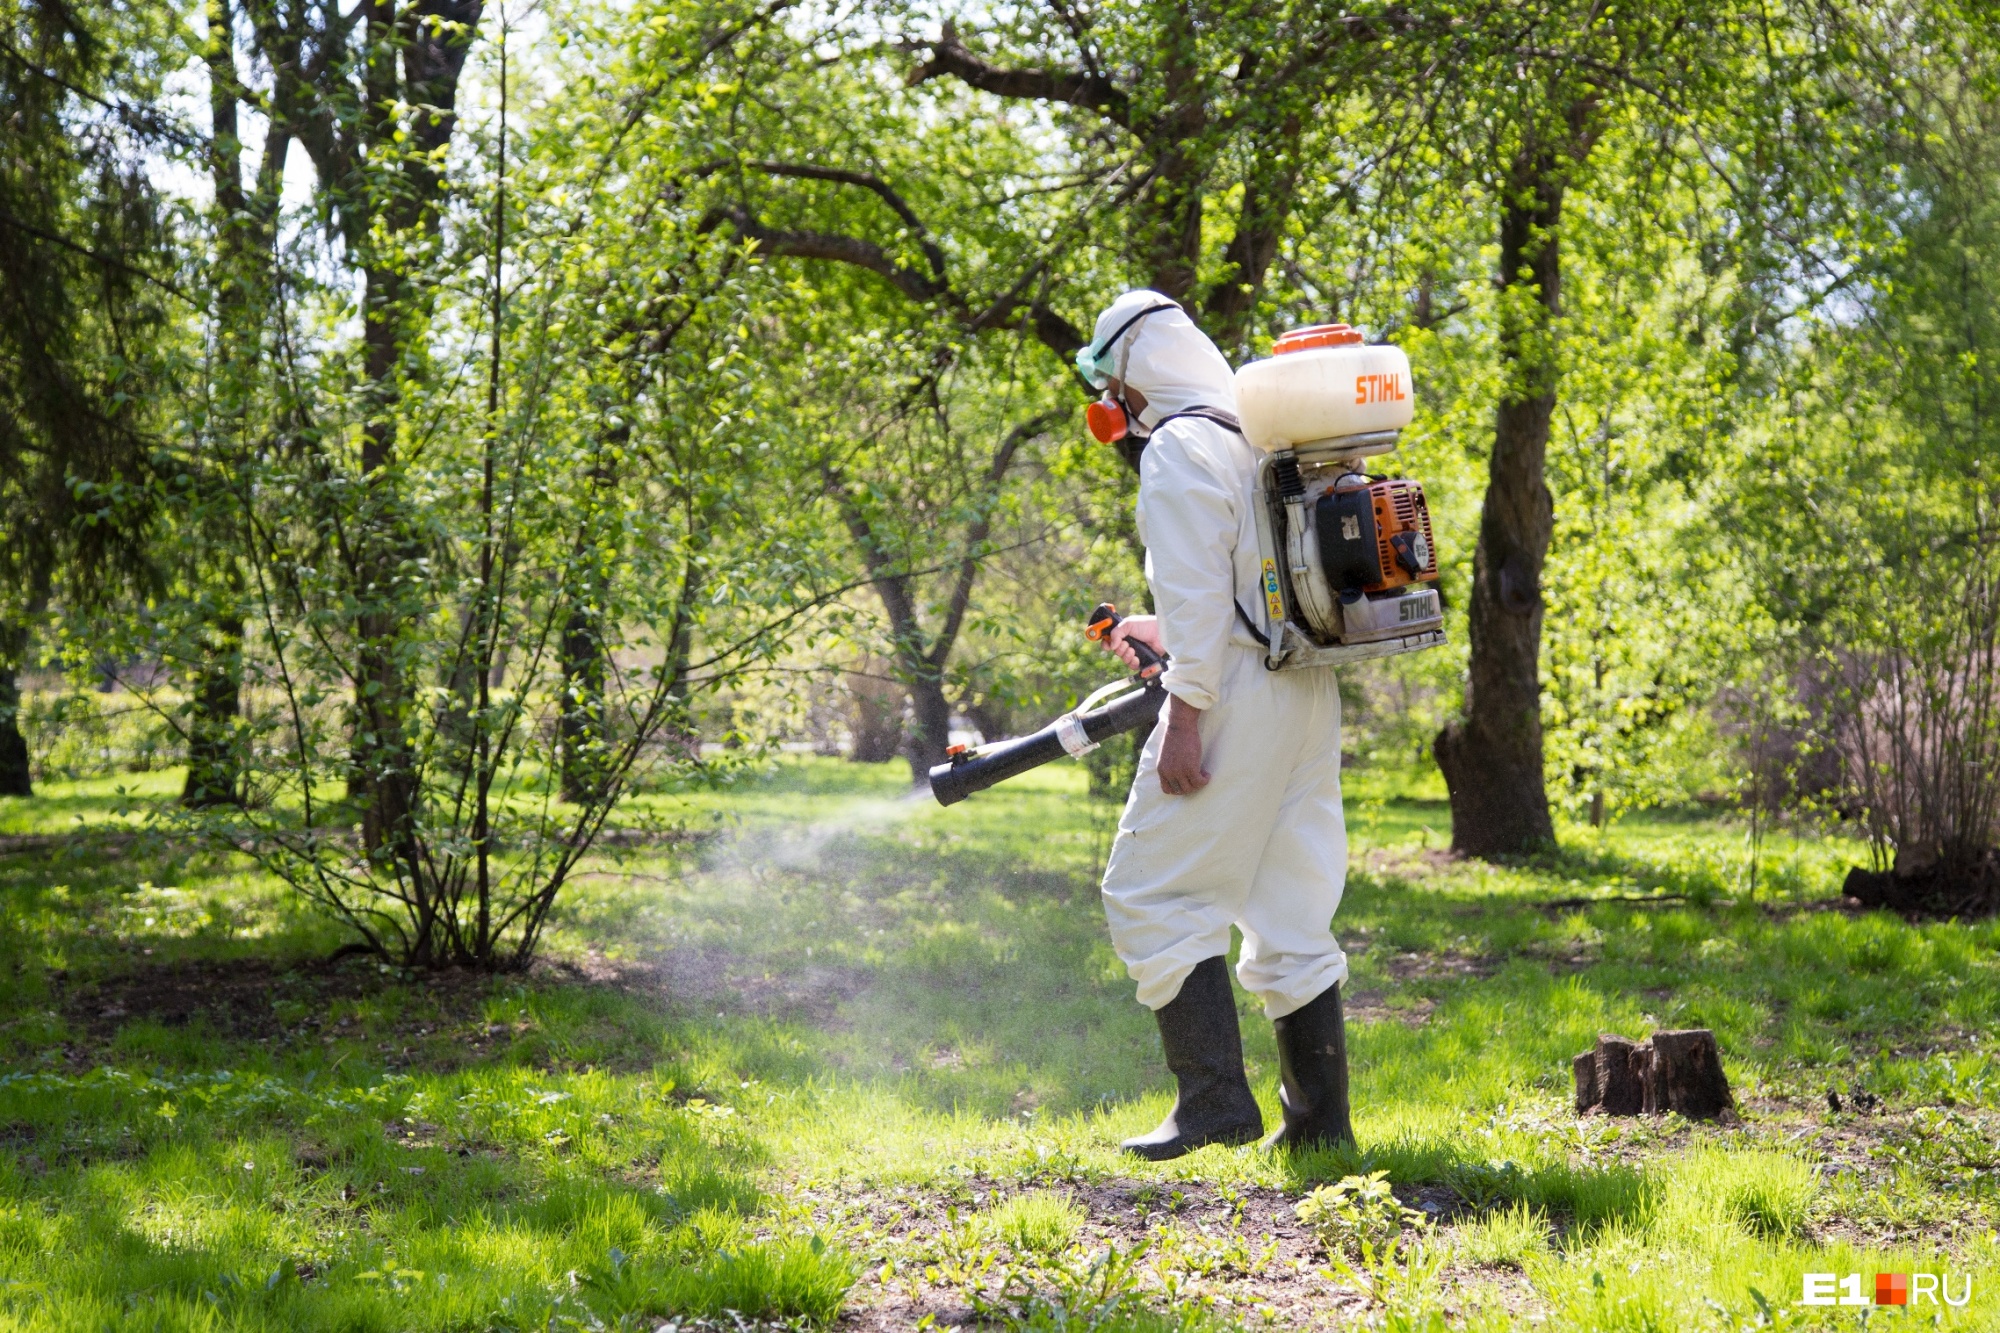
[1079,290,1353,1161]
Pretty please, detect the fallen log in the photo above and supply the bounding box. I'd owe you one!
[1573,1028,1734,1121]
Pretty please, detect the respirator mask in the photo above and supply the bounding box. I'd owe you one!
[1075,303,1176,470]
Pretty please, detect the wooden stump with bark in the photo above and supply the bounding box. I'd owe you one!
[1574,1029,1734,1121]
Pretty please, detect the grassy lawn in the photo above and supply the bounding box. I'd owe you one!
[0,755,1995,1329]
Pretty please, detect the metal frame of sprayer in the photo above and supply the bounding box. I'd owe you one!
[1248,430,1447,671]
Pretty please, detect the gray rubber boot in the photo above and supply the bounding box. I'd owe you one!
[1121,956,1264,1161]
[1263,981,1356,1150]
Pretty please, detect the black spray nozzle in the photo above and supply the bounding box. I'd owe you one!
[927,680,1165,807]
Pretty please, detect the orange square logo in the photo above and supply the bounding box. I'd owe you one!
[1876,1273,1909,1306]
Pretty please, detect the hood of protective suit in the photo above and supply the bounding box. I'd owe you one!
[1088,290,1238,431]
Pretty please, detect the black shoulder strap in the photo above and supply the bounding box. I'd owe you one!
[1119,406,1243,472]
[1234,599,1270,647]
[1152,407,1244,436]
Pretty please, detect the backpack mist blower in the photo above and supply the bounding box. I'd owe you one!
[929,604,1167,807]
[1234,323,1445,668]
[927,322,1445,806]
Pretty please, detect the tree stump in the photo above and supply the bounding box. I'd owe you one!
[1573,1034,1645,1116]
[1573,1029,1734,1121]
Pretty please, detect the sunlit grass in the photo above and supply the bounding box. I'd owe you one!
[984,1189,1086,1254]
[0,754,1994,1327]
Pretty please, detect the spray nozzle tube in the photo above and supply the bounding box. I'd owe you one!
[928,598,1171,807]
[928,680,1165,807]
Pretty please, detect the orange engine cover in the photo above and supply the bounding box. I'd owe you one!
[1314,477,1439,594]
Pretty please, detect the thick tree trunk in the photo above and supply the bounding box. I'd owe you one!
[0,664,30,798]
[1203,111,1302,352]
[341,0,476,918]
[1135,11,1208,302]
[344,0,419,870]
[845,665,906,763]
[352,257,421,871]
[1433,144,1564,857]
[181,614,243,807]
[187,1,263,814]
[904,665,953,781]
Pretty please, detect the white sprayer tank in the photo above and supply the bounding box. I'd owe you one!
[1235,324,1414,453]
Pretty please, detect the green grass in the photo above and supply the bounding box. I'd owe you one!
[1456,1202,1549,1269]
[983,1189,1086,1254]
[1,753,1996,1328]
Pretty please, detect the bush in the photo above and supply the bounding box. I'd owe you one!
[1294,1171,1427,1259]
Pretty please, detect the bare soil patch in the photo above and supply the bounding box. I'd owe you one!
[807,1174,1529,1331]
[1341,988,1434,1028]
[1376,949,1497,984]
[52,954,499,1066]
[1359,847,1462,880]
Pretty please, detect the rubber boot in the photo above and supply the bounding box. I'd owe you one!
[1263,981,1356,1150]
[1121,956,1264,1161]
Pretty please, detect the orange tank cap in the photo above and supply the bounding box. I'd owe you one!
[1272,323,1364,354]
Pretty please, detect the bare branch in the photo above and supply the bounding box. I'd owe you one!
[698,203,951,304]
[906,21,1132,131]
[927,410,1061,668]
[744,161,947,285]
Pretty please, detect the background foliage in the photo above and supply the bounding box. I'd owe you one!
[4,0,1998,956]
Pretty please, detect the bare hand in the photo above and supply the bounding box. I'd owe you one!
[1157,694,1210,796]
[1101,615,1164,675]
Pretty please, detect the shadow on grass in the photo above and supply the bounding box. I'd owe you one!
[1277,1139,1657,1235]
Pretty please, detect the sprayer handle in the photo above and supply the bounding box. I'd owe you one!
[1085,602,1166,680]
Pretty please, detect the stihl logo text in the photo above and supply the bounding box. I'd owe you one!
[1354,372,1408,405]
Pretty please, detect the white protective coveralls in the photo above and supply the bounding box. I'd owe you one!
[1095,292,1349,1020]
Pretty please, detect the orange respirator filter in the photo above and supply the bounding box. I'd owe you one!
[1085,398,1130,443]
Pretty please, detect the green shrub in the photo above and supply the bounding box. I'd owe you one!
[1295,1171,1427,1259]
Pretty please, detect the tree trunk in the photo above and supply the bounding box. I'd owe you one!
[1202,111,1302,352]
[343,0,418,866]
[1136,16,1208,303]
[181,614,243,807]
[351,255,421,871]
[339,0,476,908]
[846,665,905,763]
[185,0,261,813]
[557,444,619,802]
[1433,142,1564,857]
[558,599,605,802]
[904,663,953,781]
[0,664,30,798]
